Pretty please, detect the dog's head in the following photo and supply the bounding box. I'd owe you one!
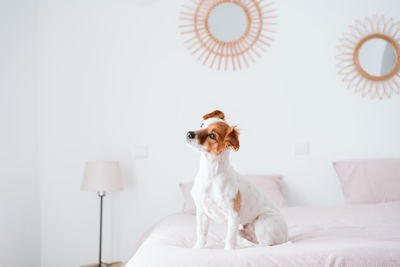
[186,110,240,156]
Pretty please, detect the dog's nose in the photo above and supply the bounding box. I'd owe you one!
[187,131,196,139]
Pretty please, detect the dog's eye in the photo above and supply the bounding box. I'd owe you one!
[208,133,216,140]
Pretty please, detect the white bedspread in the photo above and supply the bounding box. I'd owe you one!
[125,201,400,267]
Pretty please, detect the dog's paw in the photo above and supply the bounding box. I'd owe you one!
[237,237,257,248]
[193,242,205,249]
[224,244,235,250]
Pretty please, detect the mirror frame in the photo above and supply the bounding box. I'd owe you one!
[354,33,400,81]
[179,0,277,71]
[337,16,400,99]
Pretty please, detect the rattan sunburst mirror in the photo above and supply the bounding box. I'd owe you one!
[179,0,277,71]
[336,16,400,99]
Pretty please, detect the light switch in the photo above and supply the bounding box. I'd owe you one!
[294,142,309,156]
[133,145,149,159]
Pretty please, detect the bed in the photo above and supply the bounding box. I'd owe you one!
[125,201,400,267]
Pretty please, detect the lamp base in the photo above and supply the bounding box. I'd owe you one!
[80,262,123,267]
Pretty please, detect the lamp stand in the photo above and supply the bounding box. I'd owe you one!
[98,191,106,267]
[80,192,123,267]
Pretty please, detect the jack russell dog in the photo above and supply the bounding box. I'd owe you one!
[186,110,288,250]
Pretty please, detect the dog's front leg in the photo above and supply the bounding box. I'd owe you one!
[225,210,240,250]
[194,210,209,249]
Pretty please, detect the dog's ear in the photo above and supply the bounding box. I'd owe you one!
[224,126,240,152]
[203,110,225,121]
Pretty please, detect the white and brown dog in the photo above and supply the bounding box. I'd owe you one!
[186,110,288,250]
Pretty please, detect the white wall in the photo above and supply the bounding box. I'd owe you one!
[35,0,400,266]
[0,1,40,266]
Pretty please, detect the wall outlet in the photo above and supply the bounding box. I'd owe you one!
[133,145,149,159]
[294,142,309,156]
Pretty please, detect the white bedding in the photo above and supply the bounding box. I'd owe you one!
[126,201,400,267]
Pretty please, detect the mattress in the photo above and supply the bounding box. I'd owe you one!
[125,201,400,267]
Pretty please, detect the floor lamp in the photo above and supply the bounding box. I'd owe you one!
[81,160,123,267]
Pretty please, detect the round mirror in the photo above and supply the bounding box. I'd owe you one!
[358,38,397,76]
[180,0,276,71]
[337,16,400,99]
[207,3,248,43]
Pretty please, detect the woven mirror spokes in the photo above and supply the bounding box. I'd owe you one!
[179,0,277,71]
[336,16,400,100]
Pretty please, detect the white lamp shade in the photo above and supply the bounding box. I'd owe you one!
[81,160,123,192]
